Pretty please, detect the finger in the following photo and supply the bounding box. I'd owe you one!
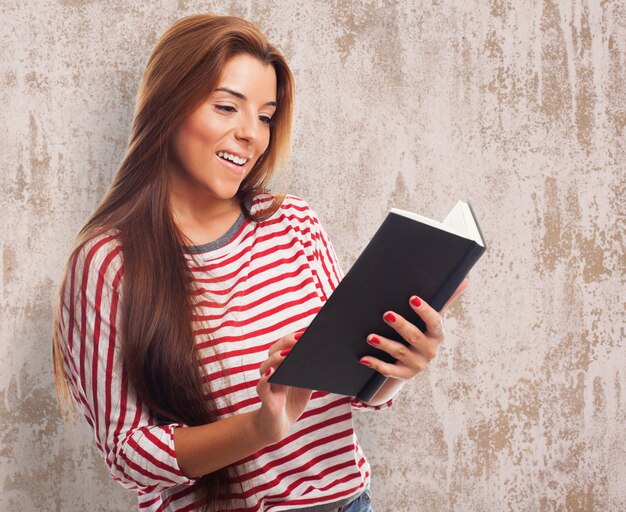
[441,278,469,312]
[367,334,433,369]
[256,366,273,399]
[382,310,432,351]
[359,354,427,380]
[407,297,445,340]
[258,347,292,376]
[268,331,303,356]
[368,327,438,364]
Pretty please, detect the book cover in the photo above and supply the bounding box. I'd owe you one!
[269,201,486,402]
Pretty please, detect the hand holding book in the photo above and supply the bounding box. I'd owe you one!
[355,279,468,405]
[269,201,486,401]
[254,330,312,444]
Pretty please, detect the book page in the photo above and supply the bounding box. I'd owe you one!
[443,201,484,246]
[391,201,483,246]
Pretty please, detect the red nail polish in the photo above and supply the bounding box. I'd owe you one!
[410,297,422,307]
[280,349,291,357]
[294,333,302,341]
[384,312,396,323]
[360,358,371,366]
[368,336,381,345]
[264,368,272,377]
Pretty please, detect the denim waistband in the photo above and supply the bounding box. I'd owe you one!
[281,490,363,512]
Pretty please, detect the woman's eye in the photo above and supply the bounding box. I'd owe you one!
[259,115,274,127]
[215,104,237,113]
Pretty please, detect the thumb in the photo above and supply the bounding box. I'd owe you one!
[256,366,274,399]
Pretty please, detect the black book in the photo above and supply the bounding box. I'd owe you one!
[269,201,486,402]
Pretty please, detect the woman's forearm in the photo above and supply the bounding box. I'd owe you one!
[174,409,270,478]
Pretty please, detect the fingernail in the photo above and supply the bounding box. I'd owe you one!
[264,368,272,377]
[368,336,381,345]
[359,359,371,366]
[410,296,422,307]
[294,333,302,340]
[280,349,291,357]
[384,312,396,323]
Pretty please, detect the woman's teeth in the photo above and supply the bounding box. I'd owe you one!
[217,151,248,166]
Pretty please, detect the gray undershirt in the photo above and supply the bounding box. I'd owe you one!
[181,212,246,253]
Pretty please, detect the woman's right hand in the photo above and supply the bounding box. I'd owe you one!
[253,332,312,445]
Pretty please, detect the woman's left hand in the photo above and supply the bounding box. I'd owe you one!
[359,279,469,380]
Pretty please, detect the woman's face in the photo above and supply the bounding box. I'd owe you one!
[170,54,277,212]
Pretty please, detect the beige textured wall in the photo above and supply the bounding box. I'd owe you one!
[1,0,624,510]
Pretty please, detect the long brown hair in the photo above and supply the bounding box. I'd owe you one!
[52,14,294,510]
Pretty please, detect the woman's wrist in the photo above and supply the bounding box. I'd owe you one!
[250,406,283,447]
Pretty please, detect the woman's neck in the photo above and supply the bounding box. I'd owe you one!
[170,194,243,247]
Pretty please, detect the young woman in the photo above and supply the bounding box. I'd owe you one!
[53,14,466,512]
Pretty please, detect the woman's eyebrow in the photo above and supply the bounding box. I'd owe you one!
[214,87,276,107]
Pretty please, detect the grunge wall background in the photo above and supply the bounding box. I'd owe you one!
[1,1,624,510]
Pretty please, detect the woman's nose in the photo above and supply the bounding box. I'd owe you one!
[235,110,259,144]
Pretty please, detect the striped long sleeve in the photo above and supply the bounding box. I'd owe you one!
[58,234,195,494]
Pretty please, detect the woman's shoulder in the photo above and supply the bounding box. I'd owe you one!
[69,229,124,279]
[250,192,318,217]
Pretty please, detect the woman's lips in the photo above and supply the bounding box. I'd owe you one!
[216,153,246,176]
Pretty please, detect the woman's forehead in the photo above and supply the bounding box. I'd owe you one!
[214,54,277,104]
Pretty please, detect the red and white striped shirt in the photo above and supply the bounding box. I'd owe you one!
[58,194,388,511]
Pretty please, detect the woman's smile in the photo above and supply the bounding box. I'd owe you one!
[216,149,251,176]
